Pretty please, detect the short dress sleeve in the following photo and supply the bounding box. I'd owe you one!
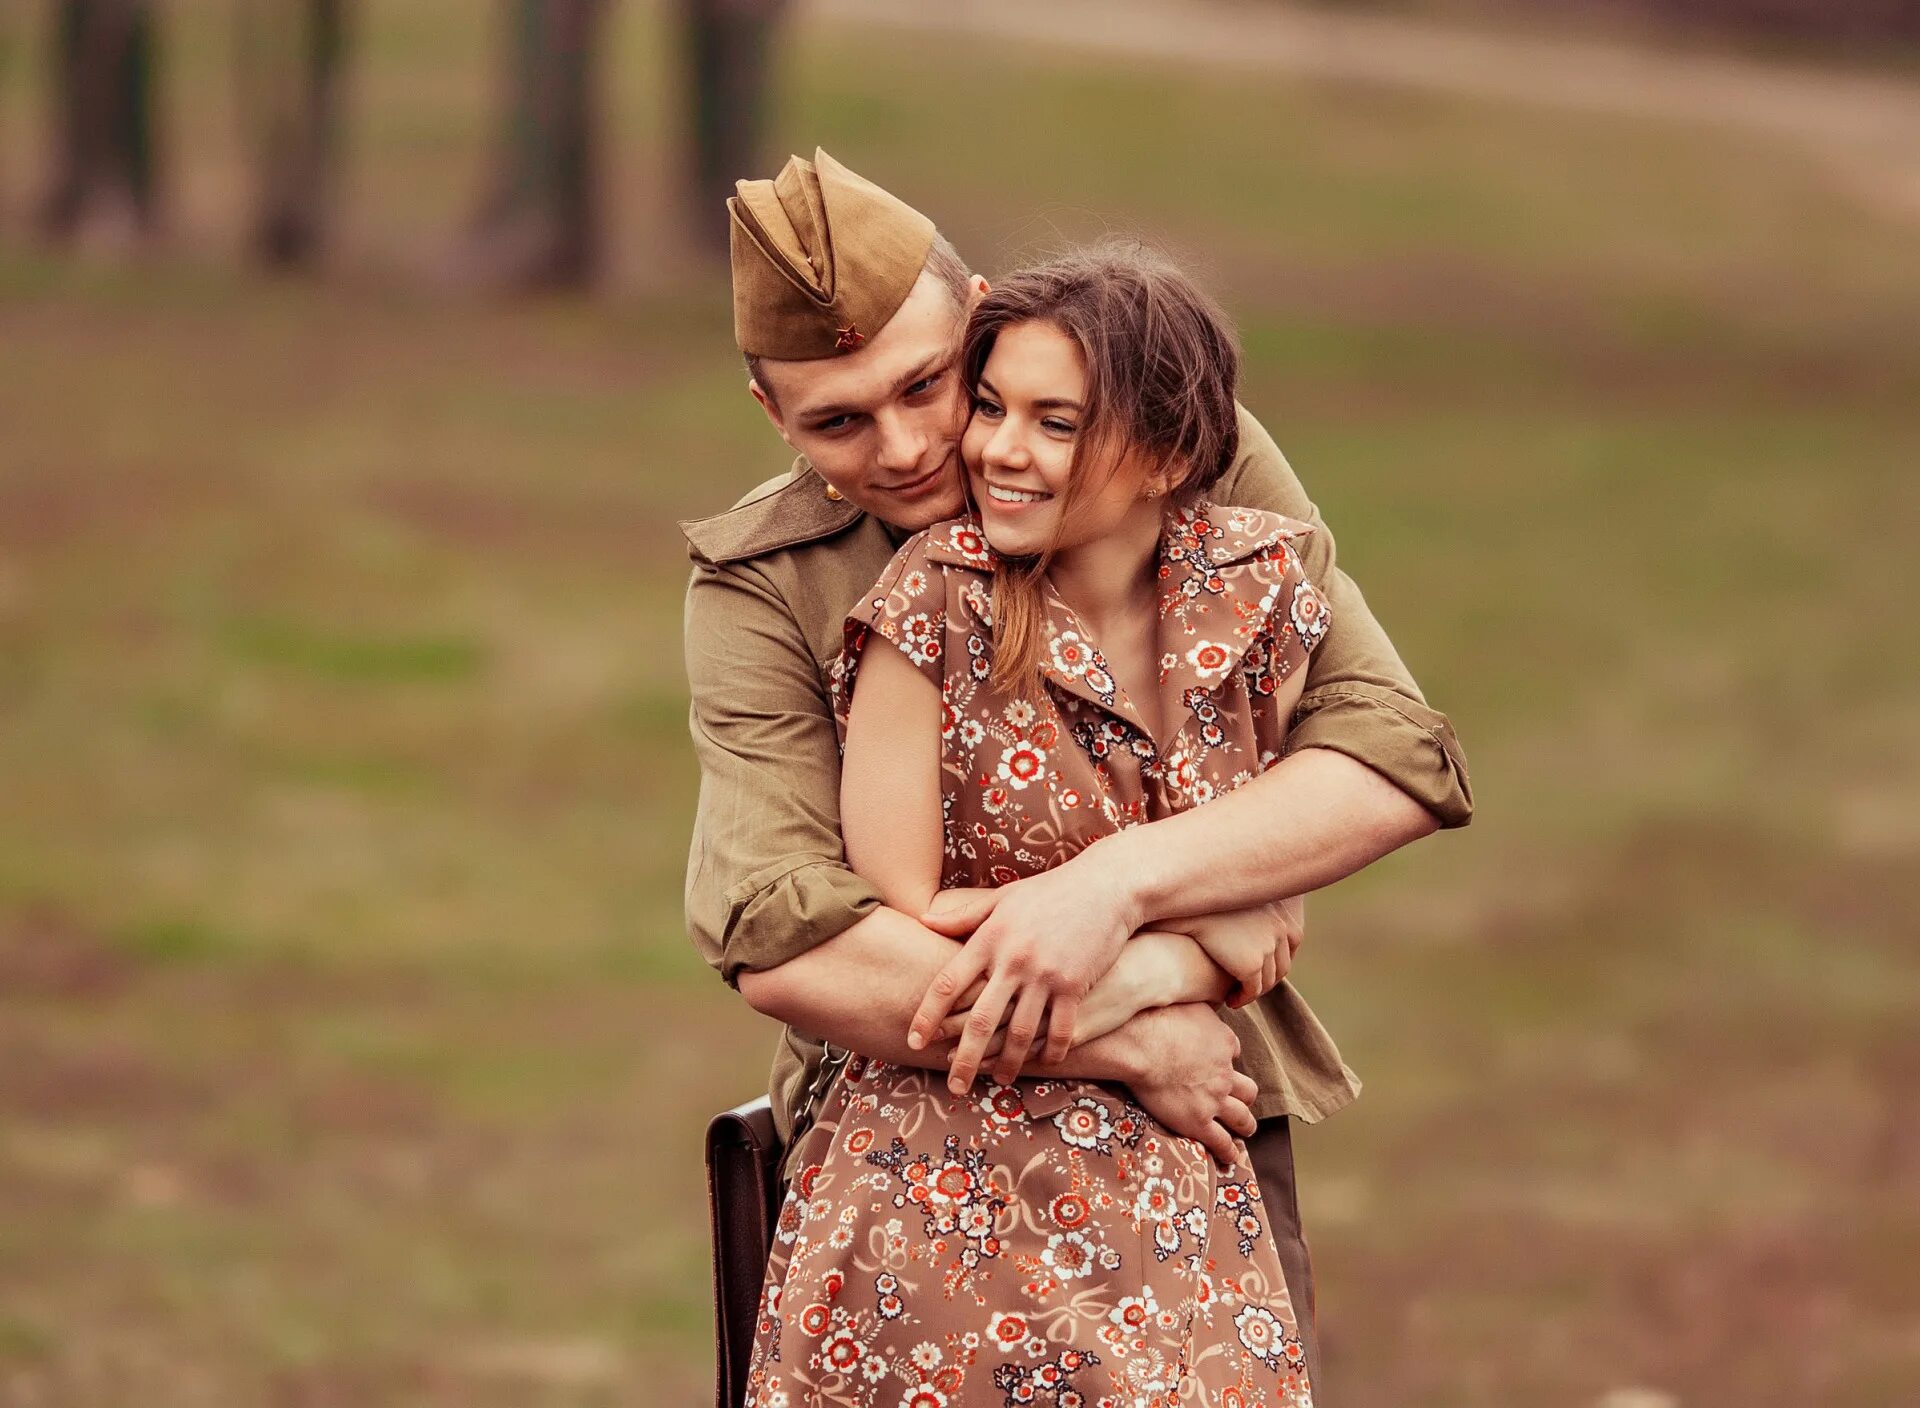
[1234,517,1332,737]
[1268,522,1331,664]
[829,530,950,743]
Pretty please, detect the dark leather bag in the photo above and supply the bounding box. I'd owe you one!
[705,1096,785,1408]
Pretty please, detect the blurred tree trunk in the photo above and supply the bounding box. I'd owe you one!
[235,0,347,269]
[682,0,788,257]
[459,0,608,290]
[0,8,18,226]
[39,0,160,249]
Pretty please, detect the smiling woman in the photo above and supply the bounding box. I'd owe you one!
[956,244,1244,697]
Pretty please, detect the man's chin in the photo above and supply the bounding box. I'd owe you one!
[884,486,969,533]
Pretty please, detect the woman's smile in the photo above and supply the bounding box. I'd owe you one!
[983,482,1054,506]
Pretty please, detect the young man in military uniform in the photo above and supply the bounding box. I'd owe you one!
[683,150,1472,1381]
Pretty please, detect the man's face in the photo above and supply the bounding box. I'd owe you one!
[751,272,975,532]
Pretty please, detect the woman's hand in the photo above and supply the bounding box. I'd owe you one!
[1123,1003,1259,1171]
[1173,897,1304,1008]
[908,867,1140,1095]
[929,929,1184,1053]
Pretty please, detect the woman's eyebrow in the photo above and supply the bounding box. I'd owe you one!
[974,377,1080,414]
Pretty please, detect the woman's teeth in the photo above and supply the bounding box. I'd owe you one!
[987,485,1052,504]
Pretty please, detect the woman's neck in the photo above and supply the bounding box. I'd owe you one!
[1045,503,1165,639]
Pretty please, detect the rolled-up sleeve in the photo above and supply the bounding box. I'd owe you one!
[683,557,882,987]
[1287,681,1472,828]
[1222,405,1474,827]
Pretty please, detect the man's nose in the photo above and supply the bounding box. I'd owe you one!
[873,409,927,472]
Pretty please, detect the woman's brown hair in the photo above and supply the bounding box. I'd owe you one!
[958,243,1242,694]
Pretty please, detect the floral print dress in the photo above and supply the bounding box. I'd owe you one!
[742,503,1330,1408]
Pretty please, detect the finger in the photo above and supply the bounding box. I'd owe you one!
[1198,1120,1238,1170]
[909,944,989,1051]
[991,986,1050,1086]
[1040,994,1079,1065]
[1220,1097,1258,1139]
[921,887,1001,937]
[938,1007,986,1042]
[1229,1071,1259,1105]
[990,983,1052,1083]
[947,970,1019,1096]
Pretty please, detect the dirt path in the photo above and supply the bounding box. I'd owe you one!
[808,0,1920,221]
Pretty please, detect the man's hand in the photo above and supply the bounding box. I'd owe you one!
[1124,1003,1259,1170]
[908,865,1140,1094]
[1173,897,1304,1008]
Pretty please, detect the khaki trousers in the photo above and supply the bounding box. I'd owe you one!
[1246,1115,1320,1393]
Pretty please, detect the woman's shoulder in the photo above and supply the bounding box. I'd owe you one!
[1167,501,1330,660]
[1183,501,1316,566]
[850,515,987,638]
[875,514,992,576]
[917,514,995,573]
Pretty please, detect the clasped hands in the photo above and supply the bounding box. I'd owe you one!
[903,865,1303,1167]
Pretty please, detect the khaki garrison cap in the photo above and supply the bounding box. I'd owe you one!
[729,149,937,360]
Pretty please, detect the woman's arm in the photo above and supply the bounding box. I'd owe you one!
[840,640,944,919]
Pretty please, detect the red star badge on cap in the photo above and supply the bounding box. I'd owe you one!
[834,324,865,351]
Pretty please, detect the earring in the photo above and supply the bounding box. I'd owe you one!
[1144,488,1160,500]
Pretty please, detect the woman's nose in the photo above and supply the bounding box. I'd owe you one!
[984,421,1029,470]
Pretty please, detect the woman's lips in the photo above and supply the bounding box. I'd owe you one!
[980,482,1054,512]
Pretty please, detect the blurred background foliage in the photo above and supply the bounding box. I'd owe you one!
[0,1,1917,1405]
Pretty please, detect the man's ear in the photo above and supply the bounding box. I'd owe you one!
[748,379,796,450]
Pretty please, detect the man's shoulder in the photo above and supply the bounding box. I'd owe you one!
[679,457,866,566]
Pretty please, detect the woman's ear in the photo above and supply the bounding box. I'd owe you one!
[1147,463,1185,501]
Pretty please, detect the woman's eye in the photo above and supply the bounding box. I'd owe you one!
[972,398,1003,418]
[1043,418,1076,435]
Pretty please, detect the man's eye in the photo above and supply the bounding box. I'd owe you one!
[906,372,943,397]
[814,415,854,433]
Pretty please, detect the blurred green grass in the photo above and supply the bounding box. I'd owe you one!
[2,2,1918,1405]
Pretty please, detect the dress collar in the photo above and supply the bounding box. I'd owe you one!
[924,502,1317,748]
[922,500,1309,573]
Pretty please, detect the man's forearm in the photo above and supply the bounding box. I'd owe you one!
[738,903,1149,1083]
[1095,747,1436,926]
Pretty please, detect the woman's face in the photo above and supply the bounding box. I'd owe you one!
[961,320,1158,560]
